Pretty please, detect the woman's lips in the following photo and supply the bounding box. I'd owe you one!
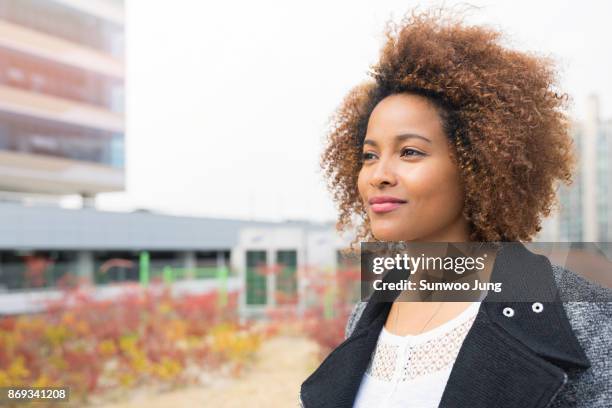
[370,202,405,213]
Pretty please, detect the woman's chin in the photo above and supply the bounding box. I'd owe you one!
[371,225,412,242]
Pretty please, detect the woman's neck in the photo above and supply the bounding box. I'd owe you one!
[407,215,472,243]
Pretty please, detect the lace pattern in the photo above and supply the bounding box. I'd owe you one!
[366,313,477,382]
[366,342,399,381]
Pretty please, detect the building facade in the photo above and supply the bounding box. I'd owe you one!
[537,95,611,243]
[0,200,349,315]
[0,0,125,199]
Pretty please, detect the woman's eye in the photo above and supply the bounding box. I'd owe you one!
[401,148,424,157]
[362,149,423,161]
[362,152,376,161]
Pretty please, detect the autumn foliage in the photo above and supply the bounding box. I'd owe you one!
[0,284,266,404]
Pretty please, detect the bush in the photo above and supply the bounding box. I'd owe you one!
[0,283,266,404]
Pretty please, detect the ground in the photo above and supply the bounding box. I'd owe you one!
[96,335,320,408]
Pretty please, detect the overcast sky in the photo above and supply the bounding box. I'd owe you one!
[81,0,612,223]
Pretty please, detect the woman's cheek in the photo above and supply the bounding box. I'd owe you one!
[356,171,368,203]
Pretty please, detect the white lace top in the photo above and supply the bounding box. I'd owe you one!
[352,301,481,408]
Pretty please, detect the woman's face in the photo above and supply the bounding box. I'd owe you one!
[357,93,470,242]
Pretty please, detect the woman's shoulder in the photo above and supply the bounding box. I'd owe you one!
[551,263,612,303]
[549,264,612,407]
[344,300,369,340]
[550,263,612,338]
[545,264,611,351]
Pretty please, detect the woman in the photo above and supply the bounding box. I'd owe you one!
[299,10,611,408]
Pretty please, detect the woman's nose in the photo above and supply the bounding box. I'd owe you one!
[369,160,397,188]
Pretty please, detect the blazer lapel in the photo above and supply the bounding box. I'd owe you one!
[300,299,390,408]
[438,305,570,408]
[439,242,591,408]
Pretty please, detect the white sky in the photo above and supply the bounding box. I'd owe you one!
[84,0,612,223]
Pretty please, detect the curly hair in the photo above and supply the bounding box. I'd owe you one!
[320,9,577,248]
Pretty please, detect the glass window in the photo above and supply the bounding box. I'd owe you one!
[0,250,78,291]
[0,0,124,58]
[0,48,124,110]
[276,250,297,305]
[246,250,267,305]
[93,251,139,284]
[0,111,124,168]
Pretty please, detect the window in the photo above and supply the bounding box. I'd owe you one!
[246,251,267,305]
[276,250,297,305]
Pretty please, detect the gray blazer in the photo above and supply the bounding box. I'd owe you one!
[300,242,612,407]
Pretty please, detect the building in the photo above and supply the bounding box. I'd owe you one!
[537,95,612,243]
[0,200,354,315]
[233,226,358,318]
[0,0,125,203]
